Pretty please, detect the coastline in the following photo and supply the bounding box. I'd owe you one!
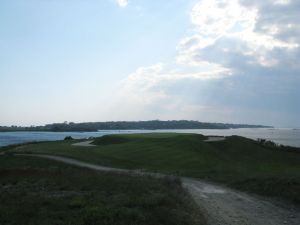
[0,128,300,148]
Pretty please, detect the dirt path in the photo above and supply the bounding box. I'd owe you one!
[183,178,300,225]
[13,154,300,225]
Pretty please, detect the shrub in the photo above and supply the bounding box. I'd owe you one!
[64,136,74,141]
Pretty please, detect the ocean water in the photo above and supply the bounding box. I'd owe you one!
[0,128,299,148]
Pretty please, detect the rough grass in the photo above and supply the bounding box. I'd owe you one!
[0,155,205,225]
[231,178,300,204]
[7,133,300,204]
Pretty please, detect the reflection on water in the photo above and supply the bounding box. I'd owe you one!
[0,128,299,148]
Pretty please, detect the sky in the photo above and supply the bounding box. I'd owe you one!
[1,0,300,127]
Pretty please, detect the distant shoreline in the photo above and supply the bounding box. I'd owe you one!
[0,120,272,132]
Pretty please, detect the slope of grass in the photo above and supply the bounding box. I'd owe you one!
[0,155,204,225]
[8,133,300,203]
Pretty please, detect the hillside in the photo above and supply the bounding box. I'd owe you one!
[8,133,300,204]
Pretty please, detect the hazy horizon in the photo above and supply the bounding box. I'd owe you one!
[1,0,300,127]
[1,119,295,129]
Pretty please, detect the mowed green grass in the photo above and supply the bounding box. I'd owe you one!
[9,133,300,203]
[0,155,204,225]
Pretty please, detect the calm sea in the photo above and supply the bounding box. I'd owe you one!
[0,128,299,148]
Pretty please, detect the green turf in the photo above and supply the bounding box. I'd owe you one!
[0,155,204,225]
[8,133,300,203]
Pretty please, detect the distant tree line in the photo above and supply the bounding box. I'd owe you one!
[0,120,272,132]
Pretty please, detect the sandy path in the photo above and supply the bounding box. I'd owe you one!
[12,154,300,225]
[72,141,96,147]
[204,136,226,142]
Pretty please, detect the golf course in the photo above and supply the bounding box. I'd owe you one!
[1,133,300,225]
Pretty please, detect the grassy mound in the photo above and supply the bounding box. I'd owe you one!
[93,135,129,145]
[0,155,204,225]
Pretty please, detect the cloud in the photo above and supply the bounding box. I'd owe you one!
[190,0,257,37]
[175,0,299,75]
[106,62,232,121]
[109,0,300,125]
[123,63,232,95]
[116,0,128,7]
[177,0,299,69]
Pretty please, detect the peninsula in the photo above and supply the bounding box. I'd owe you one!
[0,120,272,132]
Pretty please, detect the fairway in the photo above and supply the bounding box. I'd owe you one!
[9,133,300,203]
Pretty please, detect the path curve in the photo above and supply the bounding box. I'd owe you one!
[13,154,300,225]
